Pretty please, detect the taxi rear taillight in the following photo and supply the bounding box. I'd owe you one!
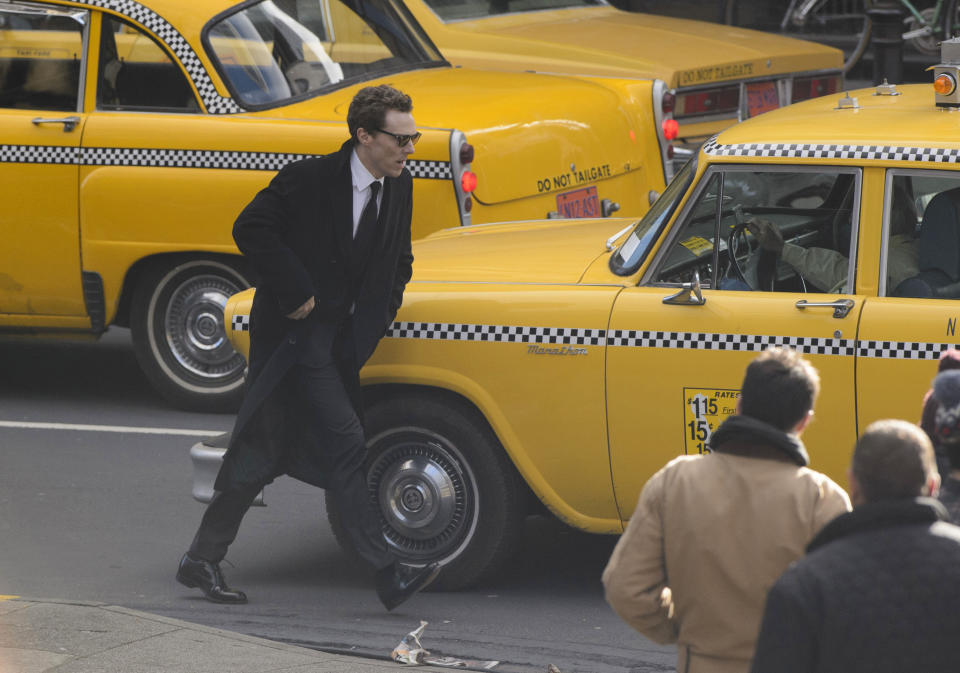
[792,75,841,102]
[674,85,739,119]
[661,91,676,115]
[662,118,679,141]
[450,130,474,226]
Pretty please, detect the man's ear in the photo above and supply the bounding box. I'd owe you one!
[793,409,814,435]
[356,127,373,146]
[928,472,942,498]
[847,467,863,507]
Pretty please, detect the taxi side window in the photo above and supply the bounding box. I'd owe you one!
[97,15,199,112]
[0,4,86,112]
[652,168,858,294]
[887,173,960,299]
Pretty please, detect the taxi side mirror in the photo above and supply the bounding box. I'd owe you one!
[663,270,706,306]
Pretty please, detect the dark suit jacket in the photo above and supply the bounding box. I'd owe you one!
[215,141,413,491]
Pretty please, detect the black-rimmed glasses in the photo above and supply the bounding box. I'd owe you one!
[376,128,422,147]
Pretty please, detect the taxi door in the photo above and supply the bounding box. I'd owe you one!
[856,167,960,430]
[0,1,88,323]
[606,164,864,519]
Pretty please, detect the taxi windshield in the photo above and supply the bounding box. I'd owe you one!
[611,158,696,276]
[421,0,605,22]
[206,0,444,108]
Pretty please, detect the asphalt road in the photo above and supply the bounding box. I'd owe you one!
[0,329,674,673]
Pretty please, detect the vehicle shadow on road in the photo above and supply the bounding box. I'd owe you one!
[485,516,618,593]
[0,329,162,407]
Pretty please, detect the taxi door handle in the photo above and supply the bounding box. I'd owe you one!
[32,116,81,132]
[795,298,855,319]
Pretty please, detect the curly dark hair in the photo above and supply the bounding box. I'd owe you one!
[347,85,413,144]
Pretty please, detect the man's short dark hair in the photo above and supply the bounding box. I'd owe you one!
[739,348,820,431]
[347,85,413,143]
[852,420,937,503]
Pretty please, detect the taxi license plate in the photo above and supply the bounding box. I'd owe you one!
[746,81,779,118]
[556,186,600,218]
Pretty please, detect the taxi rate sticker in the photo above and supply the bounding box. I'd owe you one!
[683,387,741,454]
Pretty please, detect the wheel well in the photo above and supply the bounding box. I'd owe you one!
[361,383,543,516]
[112,252,250,328]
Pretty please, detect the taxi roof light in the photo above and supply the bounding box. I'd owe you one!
[935,72,957,96]
[933,38,960,107]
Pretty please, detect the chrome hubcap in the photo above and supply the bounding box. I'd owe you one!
[368,434,477,562]
[164,273,246,381]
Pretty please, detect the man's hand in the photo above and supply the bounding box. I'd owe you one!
[286,296,315,319]
[747,218,784,254]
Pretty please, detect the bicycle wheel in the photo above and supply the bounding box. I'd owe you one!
[782,0,873,74]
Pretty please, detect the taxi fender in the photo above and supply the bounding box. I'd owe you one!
[360,362,624,534]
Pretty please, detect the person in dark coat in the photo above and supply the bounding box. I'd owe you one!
[750,419,960,673]
[176,84,440,610]
[930,369,960,523]
[919,348,960,478]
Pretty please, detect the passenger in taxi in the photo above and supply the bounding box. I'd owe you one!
[747,184,919,294]
[602,348,849,673]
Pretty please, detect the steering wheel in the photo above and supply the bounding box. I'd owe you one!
[726,219,778,291]
[726,220,752,287]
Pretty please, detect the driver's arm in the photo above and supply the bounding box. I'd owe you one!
[749,218,848,293]
[780,244,848,293]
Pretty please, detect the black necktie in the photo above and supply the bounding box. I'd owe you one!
[355,181,380,246]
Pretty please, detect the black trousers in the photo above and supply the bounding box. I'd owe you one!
[189,320,395,571]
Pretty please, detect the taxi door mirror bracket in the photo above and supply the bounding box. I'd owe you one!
[663,271,706,306]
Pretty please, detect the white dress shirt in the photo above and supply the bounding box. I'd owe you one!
[350,149,384,237]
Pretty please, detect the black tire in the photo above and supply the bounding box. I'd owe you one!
[326,395,524,590]
[130,258,250,412]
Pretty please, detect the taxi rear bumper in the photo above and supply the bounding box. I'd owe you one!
[189,432,265,507]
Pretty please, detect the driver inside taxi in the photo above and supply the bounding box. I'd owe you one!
[747,185,919,294]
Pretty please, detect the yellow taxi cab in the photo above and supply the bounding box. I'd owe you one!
[399,0,845,173]
[0,0,679,411]
[209,40,960,589]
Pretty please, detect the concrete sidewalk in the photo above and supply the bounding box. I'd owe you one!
[0,596,453,673]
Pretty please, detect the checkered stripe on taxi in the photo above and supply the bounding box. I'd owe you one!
[240,319,960,360]
[79,0,242,114]
[384,323,859,356]
[386,322,606,345]
[0,145,451,177]
[606,330,856,355]
[857,339,960,359]
[702,136,960,164]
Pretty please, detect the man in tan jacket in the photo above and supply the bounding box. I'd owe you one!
[602,348,850,673]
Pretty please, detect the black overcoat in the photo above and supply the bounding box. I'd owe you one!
[214,141,413,492]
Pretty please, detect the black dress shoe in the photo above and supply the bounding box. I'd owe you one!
[176,552,248,604]
[375,561,442,611]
